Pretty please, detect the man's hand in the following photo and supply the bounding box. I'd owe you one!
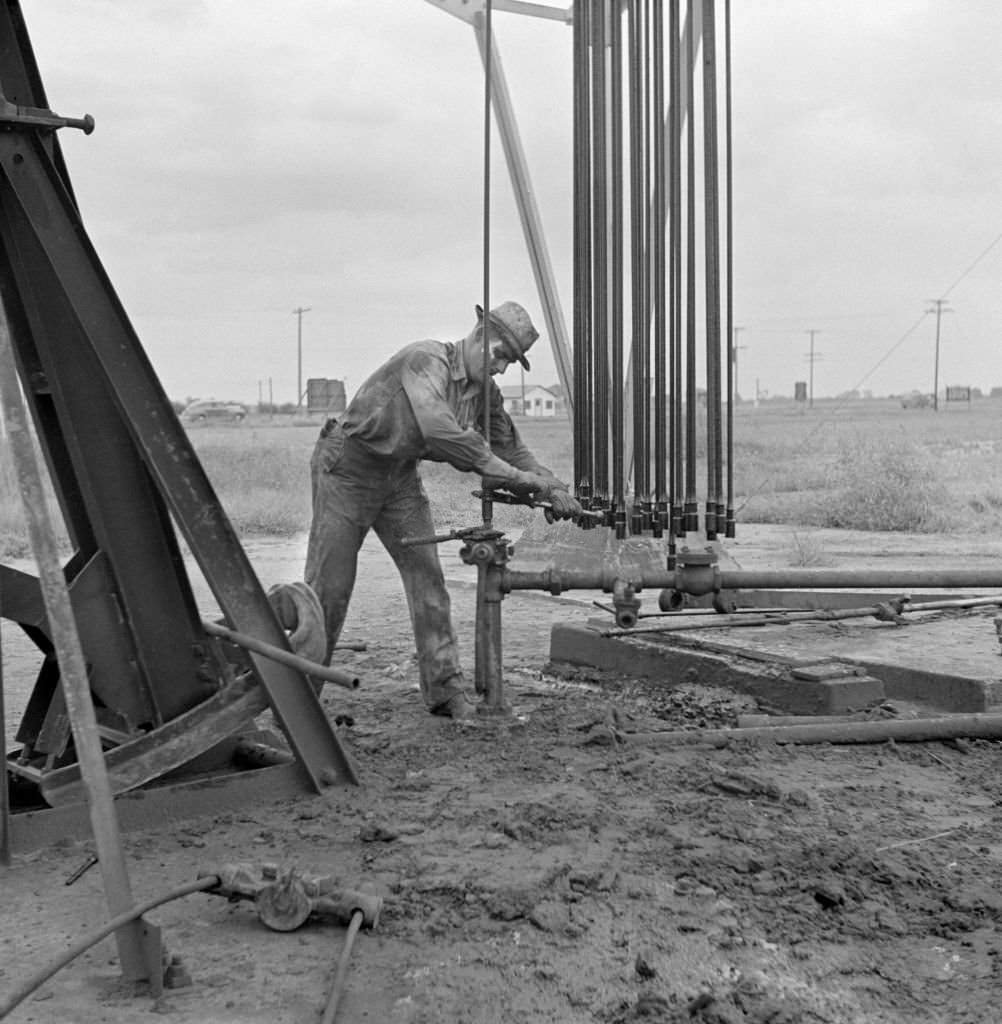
[545,489,583,523]
[507,471,554,498]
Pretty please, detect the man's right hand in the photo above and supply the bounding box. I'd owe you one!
[545,489,583,522]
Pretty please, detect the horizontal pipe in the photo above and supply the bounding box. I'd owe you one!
[202,620,359,690]
[503,567,1002,594]
[623,712,1002,749]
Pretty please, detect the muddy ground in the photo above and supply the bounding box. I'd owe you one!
[2,522,1001,1023]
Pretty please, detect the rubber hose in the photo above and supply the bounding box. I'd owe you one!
[319,909,364,1024]
[0,875,219,1020]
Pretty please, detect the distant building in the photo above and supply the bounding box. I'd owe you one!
[307,378,347,415]
[499,384,565,418]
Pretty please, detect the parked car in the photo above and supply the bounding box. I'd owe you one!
[900,392,933,409]
[180,399,248,424]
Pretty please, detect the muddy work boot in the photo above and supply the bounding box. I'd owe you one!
[429,691,478,721]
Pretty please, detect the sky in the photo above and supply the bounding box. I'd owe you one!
[22,1,1002,405]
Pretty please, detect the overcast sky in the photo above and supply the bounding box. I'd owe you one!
[24,1,1002,405]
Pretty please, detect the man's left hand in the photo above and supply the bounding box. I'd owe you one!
[545,489,583,523]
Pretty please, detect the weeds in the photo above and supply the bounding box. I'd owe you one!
[811,431,949,532]
[786,531,832,567]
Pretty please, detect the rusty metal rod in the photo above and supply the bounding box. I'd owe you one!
[202,621,359,690]
[623,712,1002,748]
[599,594,1002,637]
[736,713,890,728]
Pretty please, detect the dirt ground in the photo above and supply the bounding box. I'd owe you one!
[2,522,1002,1023]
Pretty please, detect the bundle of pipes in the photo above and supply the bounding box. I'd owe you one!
[572,0,734,548]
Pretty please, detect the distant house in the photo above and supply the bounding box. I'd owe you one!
[499,384,565,418]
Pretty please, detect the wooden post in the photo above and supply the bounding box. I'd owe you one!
[0,310,161,986]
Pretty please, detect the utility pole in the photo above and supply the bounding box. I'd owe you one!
[732,326,747,402]
[804,329,822,408]
[293,306,311,412]
[925,298,952,411]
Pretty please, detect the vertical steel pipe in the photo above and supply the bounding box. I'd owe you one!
[724,0,736,538]
[669,0,684,541]
[480,1,494,529]
[628,0,645,536]
[591,0,610,508]
[701,0,722,539]
[683,0,698,534]
[573,0,593,504]
[610,0,626,533]
[652,0,668,538]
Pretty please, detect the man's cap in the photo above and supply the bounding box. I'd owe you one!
[475,301,539,371]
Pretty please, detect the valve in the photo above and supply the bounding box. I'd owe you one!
[673,546,721,597]
[200,863,382,932]
[611,580,642,630]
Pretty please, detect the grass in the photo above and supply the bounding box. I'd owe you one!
[1,398,1000,561]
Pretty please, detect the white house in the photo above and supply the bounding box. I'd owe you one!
[500,384,565,418]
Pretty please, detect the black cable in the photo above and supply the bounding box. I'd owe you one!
[0,876,219,1020]
[319,909,365,1024]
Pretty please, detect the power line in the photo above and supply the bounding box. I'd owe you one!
[941,230,1002,299]
[735,311,931,514]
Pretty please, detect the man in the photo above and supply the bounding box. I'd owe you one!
[303,301,581,720]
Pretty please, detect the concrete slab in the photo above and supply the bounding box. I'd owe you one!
[549,606,1002,714]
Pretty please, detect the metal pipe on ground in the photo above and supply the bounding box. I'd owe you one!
[599,595,1002,637]
[622,713,1002,749]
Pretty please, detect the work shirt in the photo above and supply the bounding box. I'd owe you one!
[339,339,559,488]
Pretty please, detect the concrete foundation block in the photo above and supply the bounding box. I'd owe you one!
[549,622,886,715]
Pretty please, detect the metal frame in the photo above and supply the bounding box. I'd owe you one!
[428,0,576,407]
[1,0,355,837]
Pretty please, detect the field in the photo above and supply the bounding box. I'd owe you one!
[2,398,1002,1023]
[4,396,1001,559]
